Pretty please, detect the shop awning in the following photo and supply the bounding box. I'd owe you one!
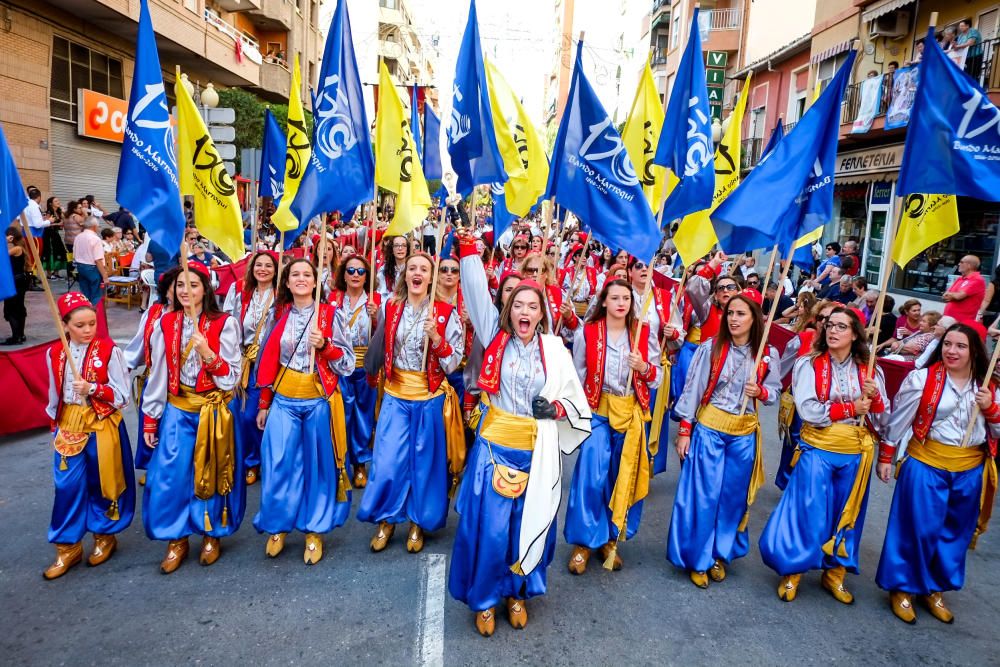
[861,0,916,25]
[811,40,854,65]
[836,171,899,186]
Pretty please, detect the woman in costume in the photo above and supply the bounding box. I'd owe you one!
[330,254,379,488]
[44,292,134,579]
[667,294,780,587]
[142,261,243,573]
[519,252,572,335]
[223,250,278,486]
[253,258,355,564]
[359,252,465,554]
[450,233,590,635]
[759,306,889,604]
[562,244,597,317]
[564,279,660,574]
[462,271,522,423]
[435,255,473,405]
[875,323,999,624]
[376,235,409,300]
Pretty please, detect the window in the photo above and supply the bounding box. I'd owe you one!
[379,0,397,8]
[817,52,850,94]
[671,16,680,48]
[50,36,124,122]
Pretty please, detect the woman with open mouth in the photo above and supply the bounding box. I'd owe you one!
[253,258,355,565]
[561,243,597,318]
[875,323,1000,625]
[667,294,780,589]
[564,279,660,576]
[450,232,590,636]
[519,252,572,336]
[359,253,465,556]
[759,306,889,606]
[142,261,244,574]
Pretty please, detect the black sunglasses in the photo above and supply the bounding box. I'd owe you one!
[632,262,647,270]
[345,267,367,276]
[513,244,528,250]
[716,283,739,292]
[439,266,459,275]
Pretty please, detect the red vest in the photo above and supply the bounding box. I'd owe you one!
[256,302,343,396]
[699,340,770,406]
[49,338,117,421]
[812,352,886,414]
[582,320,652,411]
[384,299,454,392]
[160,310,231,395]
[478,330,548,396]
[142,303,165,370]
[544,284,563,330]
[911,362,998,455]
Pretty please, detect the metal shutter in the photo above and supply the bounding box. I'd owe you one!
[50,121,121,209]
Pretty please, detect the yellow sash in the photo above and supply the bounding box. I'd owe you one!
[57,404,126,520]
[686,325,702,345]
[479,398,537,451]
[799,422,875,558]
[906,438,997,549]
[648,351,671,460]
[354,345,368,369]
[239,297,272,392]
[597,393,651,541]
[778,390,795,434]
[696,403,763,531]
[276,367,325,399]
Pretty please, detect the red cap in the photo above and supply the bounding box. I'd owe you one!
[482,231,494,246]
[57,292,93,319]
[517,278,543,291]
[185,260,211,280]
[742,287,763,305]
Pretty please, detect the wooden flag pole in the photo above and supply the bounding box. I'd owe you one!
[865,198,905,378]
[960,342,1000,447]
[178,240,197,321]
[421,213,447,371]
[276,230,285,285]
[19,213,81,382]
[307,220,328,375]
[368,192,379,298]
[759,244,779,296]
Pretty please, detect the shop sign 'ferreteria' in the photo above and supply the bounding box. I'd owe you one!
[835,144,905,178]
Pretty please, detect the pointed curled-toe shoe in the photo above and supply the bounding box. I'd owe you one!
[43,542,83,580]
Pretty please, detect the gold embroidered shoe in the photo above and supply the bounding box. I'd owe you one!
[200,536,221,566]
[567,546,590,575]
[406,523,425,553]
[265,533,286,558]
[87,534,117,567]
[370,522,395,552]
[507,599,528,629]
[890,591,916,624]
[689,570,709,589]
[597,542,623,571]
[160,538,189,574]
[304,533,323,565]
[708,559,726,582]
[821,566,854,605]
[353,465,368,489]
[245,466,259,486]
[475,608,496,637]
[923,592,954,624]
[43,542,83,580]
[778,574,802,601]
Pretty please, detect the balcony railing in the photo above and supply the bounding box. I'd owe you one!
[704,7,741,31]
[204,8,263,65]
[740,137,763,171]
[783,121,797,134]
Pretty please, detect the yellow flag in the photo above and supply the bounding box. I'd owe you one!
[174,69,245,261]
[271,55,311,232]
[673,76,752,266]
[793,225,824,251]
[375,61,431,236]
[485,59,548,217]
[891,193,960,268]
[621,60,667,213]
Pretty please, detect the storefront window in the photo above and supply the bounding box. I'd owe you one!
[834,184,868,243]
[892,197,999,295]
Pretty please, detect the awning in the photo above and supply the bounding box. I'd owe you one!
[861,0,916,25]
[835,171,899,186]
[810,40,853,65]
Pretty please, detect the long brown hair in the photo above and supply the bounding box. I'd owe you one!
[586,279,635,331]
[242,251,279,303]
[390,253,434,304]
[712,294,764,363]
[498,282,550,337]
[926,323,990,385]
[276,258,318,310]
[173,268,224,318]
[334,254,371,293]
[810,305,869,366]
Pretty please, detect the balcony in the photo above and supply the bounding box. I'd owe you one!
[255,59,291,103]
[740,137,763,171]
[214,0,261,13]
[700,7,741,53]
[247,0,294,32]
[204,9,263,65]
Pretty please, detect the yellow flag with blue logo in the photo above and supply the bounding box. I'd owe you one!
[485,59,547,217]
[271,54,311,232]
[891,193,960,268]
[622,60,667,213]
[174,68,245,261]
[375,61,431,236]
[673,76,752,266]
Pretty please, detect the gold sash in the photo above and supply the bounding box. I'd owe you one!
[573,301,588,317]
[686,325,702,345]
[597,393,651,541]
[354,345,368,369]
[386,369,466,484]
[696,403,763,531]
[906,437,997,549]
[648,351,671,460]
[276,367,324,399]
[56,404,126,520]
[479,398,537,451]
[778,390,795,434]
[799,422,875,558]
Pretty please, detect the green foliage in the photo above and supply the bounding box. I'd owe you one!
[217,88,313,174]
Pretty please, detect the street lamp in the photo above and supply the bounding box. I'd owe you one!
[711,117,723,144]
[201,82,219,109]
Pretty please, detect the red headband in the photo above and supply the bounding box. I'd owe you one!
[185,260,211,280]
[57,292,93,319]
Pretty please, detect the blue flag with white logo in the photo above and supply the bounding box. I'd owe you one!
[411,86,423,162]
[447,0,506,196]
[759,121,784,164]
[653,8,715,224]
[713,51,856,255]
[0,123,26,301]
[546,41,660,262]
[259,109,286,205]
[288,0,374,246]
[491,182,515,248]
[897,27,1000,200]
[423,104,443,181]
[116,0,184,256]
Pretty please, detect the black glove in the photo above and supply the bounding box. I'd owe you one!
[532,396,558,420]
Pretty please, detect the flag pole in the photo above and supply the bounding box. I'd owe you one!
[18,213,81,382]
[421,212,446,371]
[178,240,197,322]
[308,218,328,374]
[276,230,285,282]
[865,196,904,378]
[759,244,779,298]
[368,192,378,297]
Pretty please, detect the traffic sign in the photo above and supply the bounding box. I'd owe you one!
[706,69,725,86]
[706,51,728,68]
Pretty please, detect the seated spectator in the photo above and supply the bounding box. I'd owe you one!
[188,242,220,267]
[895,298,922,337]
[763,282,794,320]
[879,311,942,361]
[810,242,842,287]
[100,227,116,254]
[915,315,957,369]
[822,275,855,305]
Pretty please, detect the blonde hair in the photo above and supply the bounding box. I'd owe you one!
[390,253,434,303]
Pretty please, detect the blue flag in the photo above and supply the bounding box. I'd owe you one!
[491,182,515,248]
[411,86,423,162]
[116,0,184,256]
[0,123,26,300]
[759,121,784,164]
[653,8,714,224]
[897,27,1000,200]
[288,0,374,247]
[423,104,443,181]
[258,109,286,204]
[546,41,660,262]
[713,51,857,255]
[447,0,506,196]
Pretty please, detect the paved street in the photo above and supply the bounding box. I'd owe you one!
[1,300,997,667]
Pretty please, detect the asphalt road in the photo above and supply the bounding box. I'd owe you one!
[1,400,997,666]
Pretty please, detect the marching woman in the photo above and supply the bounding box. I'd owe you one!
[667,295,780,588]
[562,245,597,317]
[330,254,379,488]
[223,250,278,486]
[376,235,409,300]
[462,271,522,423]
[759,306,890,604]
[451,233,590,635]
[359,252,465,554]
[141,261,243,573]
[875,323,999,624]
[254,258,355,564]
[564,279,660,574]
[519,252,572,335]
[44,292,134,579]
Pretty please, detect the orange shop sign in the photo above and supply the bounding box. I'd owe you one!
[76,89,127,143]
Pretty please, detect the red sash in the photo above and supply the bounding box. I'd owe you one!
[384,299,454,392]
[911,363,948,442]
[49,338,117,421]
[161,311,231,395]
[478,329,548,396]
[582,320,652,411]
